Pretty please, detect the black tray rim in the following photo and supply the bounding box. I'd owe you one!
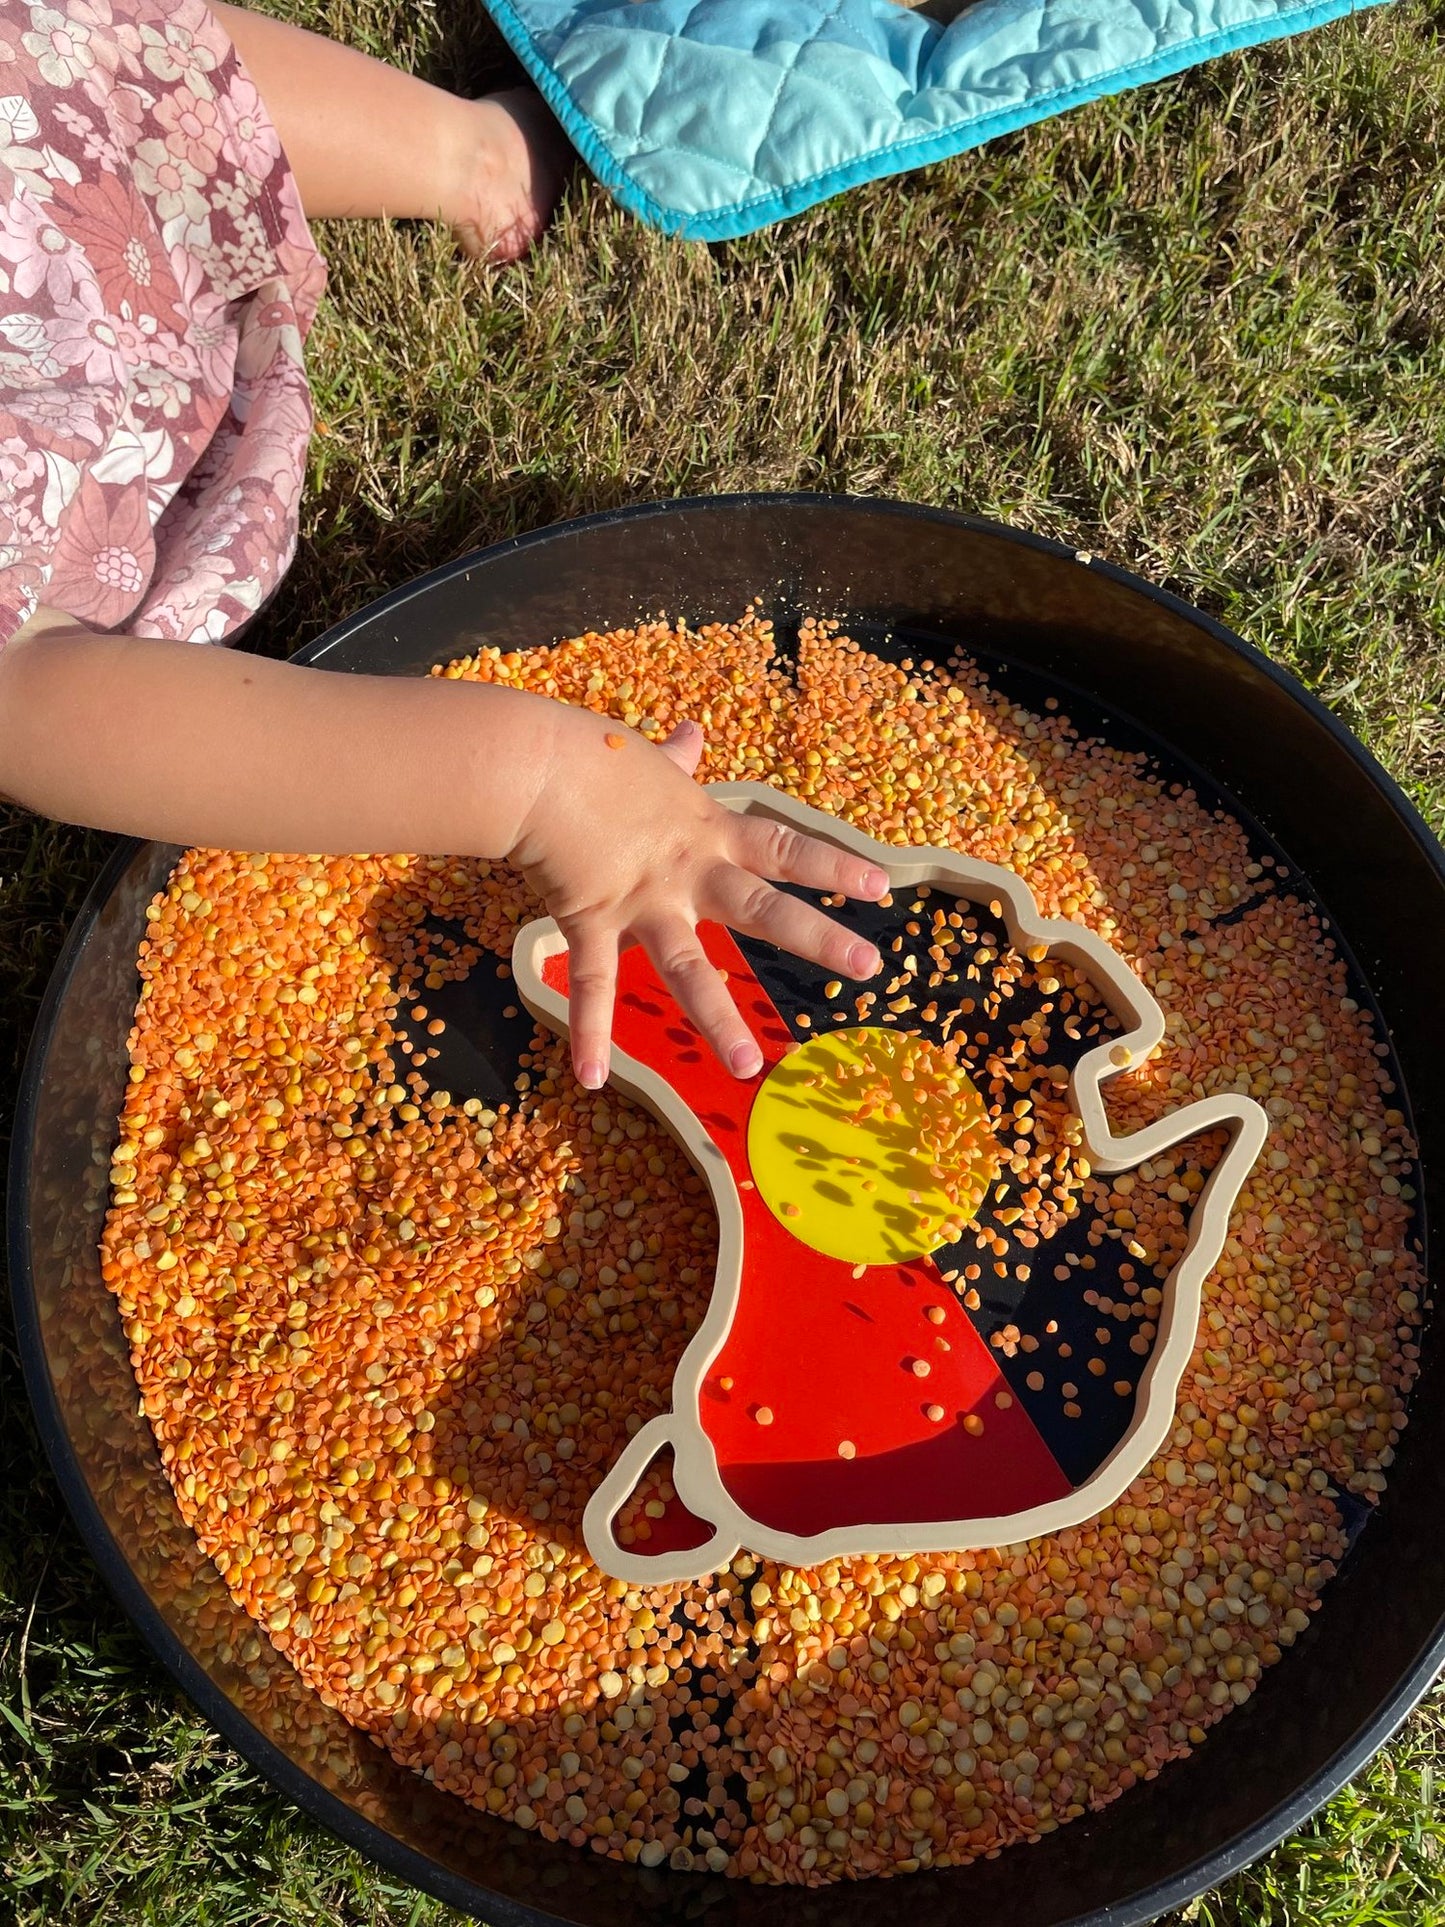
[9,490,1445,1927]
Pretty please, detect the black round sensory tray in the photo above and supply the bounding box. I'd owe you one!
[10,494,1444,1927]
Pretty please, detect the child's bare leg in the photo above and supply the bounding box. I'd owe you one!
[212,3,568,261]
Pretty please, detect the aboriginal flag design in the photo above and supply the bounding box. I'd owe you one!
[538,884,1197,1549]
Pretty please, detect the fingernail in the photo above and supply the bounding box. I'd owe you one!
[730,1041,764,1078]
[849,942,881,978]
[862,868,889,898]
[578,1059,607,1089]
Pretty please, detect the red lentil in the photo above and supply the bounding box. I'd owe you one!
[101,610,1424,1888]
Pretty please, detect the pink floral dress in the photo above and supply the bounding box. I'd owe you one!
[0,0,325,647]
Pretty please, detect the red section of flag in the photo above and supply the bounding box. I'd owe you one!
[541,927,1071,1539]
[616,1493,717,1557]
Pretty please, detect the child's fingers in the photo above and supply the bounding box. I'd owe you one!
[635,915,763,1078]
[728,813,890,903]
[656,717,704,776]
[711,869,881,982]
[562,925,620,1089]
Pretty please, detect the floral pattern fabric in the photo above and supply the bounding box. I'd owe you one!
[0,0,325,646]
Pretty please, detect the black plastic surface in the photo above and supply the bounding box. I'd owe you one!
[10,495,1445,1927]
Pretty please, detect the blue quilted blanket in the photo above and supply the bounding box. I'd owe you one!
[484,0,1379,238]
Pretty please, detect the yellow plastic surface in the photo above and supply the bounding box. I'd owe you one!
[746,1026,1000,1265]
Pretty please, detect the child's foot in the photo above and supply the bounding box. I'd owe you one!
[451,88,571,263]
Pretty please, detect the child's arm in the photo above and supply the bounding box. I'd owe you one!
[0,611,886,1086]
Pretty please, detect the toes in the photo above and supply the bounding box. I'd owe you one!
[453,88,571,263]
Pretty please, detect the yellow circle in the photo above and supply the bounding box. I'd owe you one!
[747,1027,1000,1265]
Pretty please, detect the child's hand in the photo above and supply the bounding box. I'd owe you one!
[509,713,888,1088]
[0,625,882,1092]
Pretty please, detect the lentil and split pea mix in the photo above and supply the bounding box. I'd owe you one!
[102,613,1424,1884]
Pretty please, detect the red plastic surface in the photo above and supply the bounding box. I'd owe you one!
[541,929,1071,1541]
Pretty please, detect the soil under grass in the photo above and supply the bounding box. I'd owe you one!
[2,0,1443,1920]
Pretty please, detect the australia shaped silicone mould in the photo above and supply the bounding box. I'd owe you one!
[512,785,1268,1585]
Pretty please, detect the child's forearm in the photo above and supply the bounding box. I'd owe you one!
[0,613,567,856]
[2,610,887,1083]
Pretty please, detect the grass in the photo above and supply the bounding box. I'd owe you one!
[2,0,1444,1919]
